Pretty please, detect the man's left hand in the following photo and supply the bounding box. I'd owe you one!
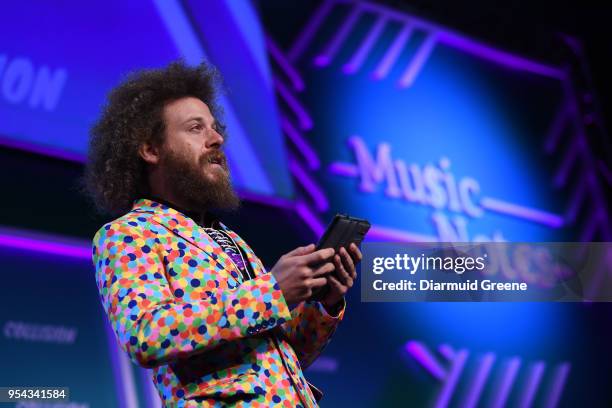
[321,243,362,312]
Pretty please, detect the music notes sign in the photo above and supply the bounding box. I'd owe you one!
[271,0,608,243]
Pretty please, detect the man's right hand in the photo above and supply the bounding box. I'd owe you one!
[270,244,335,306]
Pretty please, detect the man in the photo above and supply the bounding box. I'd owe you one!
[85,61,361,407]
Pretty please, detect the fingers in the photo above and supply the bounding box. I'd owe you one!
[327,274,348,296]
[333,254,353,288]
[349,243,363,262]
[301,247,335,265]
[339,247,355,278]
[312,261,335,277]
[284,243,315,258]
[346,244,362,280]
[309,276,328,288]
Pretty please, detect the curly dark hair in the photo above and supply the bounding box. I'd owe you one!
[83,60,226,216]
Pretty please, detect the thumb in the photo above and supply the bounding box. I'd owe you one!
[285,243,316,257]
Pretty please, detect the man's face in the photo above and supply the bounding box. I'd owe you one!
[157,96,239,211]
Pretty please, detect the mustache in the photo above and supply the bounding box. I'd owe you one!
[200,150,228,168]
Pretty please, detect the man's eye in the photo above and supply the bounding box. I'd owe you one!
[191,125,202,132]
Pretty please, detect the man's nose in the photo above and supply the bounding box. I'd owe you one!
[205,128,224,148]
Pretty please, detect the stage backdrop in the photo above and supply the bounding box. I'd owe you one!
[0,0,294,200]
[262,1,611,406]
[1,0,611,407]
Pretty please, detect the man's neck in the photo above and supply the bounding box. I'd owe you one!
[147,195,215,228]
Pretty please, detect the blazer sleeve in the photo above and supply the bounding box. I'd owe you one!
[278,298,345,369]
[92,220,292,368]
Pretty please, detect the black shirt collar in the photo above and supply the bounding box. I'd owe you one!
[146,196,219,228]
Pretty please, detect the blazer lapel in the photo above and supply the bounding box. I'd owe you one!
[130,199,242,280]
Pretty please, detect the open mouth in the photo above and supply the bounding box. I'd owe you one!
[207,155,225,169]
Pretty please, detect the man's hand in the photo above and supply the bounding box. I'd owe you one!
[320,243,363,311]
[270,244,335,306]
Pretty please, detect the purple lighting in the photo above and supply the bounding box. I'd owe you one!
[281,117,320,170]
[437,32,566,80]
[544,103,570,154]
[328,162,359,177]
[329,160,565,231]
[343,16,388,74]
[313,5,363,67]
[277,0,610,247]
[307,356,339,373]
[462,353,496,408]
[0,227,91,259]
[266,36,305,91]
[438,344,455,360]
[289,159,329,212]
[235,189,295,210]
[518,361,546,408]
[372,24,414,80]
[307,1,567,81]
[398,34,438,88]
[564,180,587,224]
[295,200,325,237]
[491,357,521,408]
[274,79,313,130]
[544,363,571,408]
[435,350,468,408]
[480,197,565,228]
[368,225,437,243]
[0,136,86,164]
[405,341,572,408]
[553,137,582,188]
[405,340,446,381]
[288,1,334,62]
[139,368,162,408]
[106,323,135,408]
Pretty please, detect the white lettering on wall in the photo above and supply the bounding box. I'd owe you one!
[349,136,482,217]
[3,321,78,345]
[0,54,67,111]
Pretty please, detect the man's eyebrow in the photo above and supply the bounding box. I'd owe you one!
[182,117,219,127]
[183,116,204,125]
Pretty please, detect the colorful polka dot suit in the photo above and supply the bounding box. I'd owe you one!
[92,199,344,407]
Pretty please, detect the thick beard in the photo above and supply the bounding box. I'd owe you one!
[160,149,240,212]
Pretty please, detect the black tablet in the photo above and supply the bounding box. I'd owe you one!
[310,214,371,301]
[315,214,371,252]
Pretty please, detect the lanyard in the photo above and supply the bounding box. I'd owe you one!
[204,227,253,282]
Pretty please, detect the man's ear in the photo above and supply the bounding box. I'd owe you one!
[138,141,161,165]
